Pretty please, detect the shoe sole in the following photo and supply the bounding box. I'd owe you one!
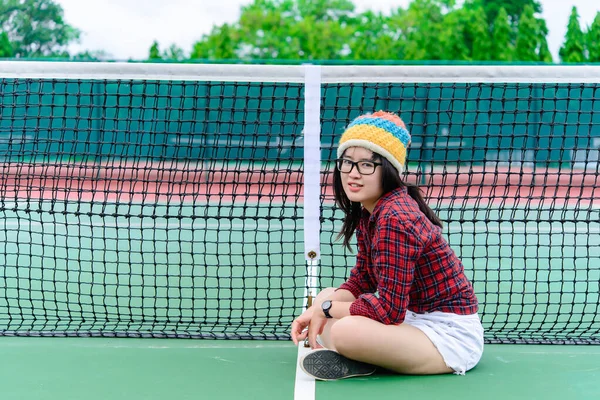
[300,349,376,381]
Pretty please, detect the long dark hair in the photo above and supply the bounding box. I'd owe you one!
[333,152,443,250]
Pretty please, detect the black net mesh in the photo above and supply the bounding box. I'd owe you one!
[0,73,599,343]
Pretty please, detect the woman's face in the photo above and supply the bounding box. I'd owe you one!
[339,147,384,213]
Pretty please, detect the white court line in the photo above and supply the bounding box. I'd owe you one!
[0,340,294,350]
[294,343,315,400]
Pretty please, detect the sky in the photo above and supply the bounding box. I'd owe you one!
[55,0,600,62]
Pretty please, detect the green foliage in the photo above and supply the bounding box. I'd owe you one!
[438,8,471,61]
[237,0,355,60]
[490,8,513,61]
[149,40,161,60]
[148,40,185,61]
[467,6,491,60]
[70,50,110,61]
[436,4,493,61]
[190,24,237,60]
[0,31,13,57]
[346,10,402,60]
[399,0,447,60]
[559,7,586,63]
[0,0,80,57]
[536,19,552,62]
[203,0,357,60]
[163,44,185,61]
[587,12,600,62]
[467,0,541,30]
[465,0,549,61]
[537,35,552,62]
[189,0,566,63]
[514,5,542,61]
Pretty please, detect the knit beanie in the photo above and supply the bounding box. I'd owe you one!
[337,111,411,175]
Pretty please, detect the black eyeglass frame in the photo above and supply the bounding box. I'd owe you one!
[335,158,382,175]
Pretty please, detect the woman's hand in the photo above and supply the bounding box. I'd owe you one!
[291,307,314,345]
[307,309,327,349]
[291,305,328,349]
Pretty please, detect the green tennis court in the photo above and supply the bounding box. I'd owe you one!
[0,338,598,399]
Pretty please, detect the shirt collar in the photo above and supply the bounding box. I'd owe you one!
[361,186,407,220]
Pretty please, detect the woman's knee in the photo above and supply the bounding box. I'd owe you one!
[329,316,369,351]
[314,287,336,303]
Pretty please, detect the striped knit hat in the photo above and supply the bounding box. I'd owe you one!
[337,111,411,175]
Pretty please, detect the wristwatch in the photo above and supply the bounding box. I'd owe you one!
[321,300,333,319]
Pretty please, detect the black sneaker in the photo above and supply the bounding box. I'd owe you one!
[300,349,377,381]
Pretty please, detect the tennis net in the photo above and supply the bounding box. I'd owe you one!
[0,62,599,344]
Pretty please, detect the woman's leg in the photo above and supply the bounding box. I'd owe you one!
[329,315,453,375]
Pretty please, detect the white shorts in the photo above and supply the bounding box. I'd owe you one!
[404,310,484,375]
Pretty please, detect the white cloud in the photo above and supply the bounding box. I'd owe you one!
[55,0,599,61]
[60,0,245,59]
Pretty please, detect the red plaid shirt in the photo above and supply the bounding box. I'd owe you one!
[339,187,479,324]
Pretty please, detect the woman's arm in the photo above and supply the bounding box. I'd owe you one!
[292,288,356,346]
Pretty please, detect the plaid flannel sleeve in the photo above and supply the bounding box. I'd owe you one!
[348,216,427,324]
[338,225,377,298]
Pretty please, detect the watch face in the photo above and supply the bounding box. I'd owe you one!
[322,300,333,318]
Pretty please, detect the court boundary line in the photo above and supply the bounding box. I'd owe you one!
[294,343,315,400]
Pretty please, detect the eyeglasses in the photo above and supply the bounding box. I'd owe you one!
[336,158,382,175]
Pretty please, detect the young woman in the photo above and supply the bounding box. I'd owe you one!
[291,111,484,381]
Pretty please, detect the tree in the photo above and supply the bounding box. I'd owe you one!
[188,0,554,63]
[0,31,13,57]
[239,0,355,60]
[148,40,162,60]
[147,40,185,61]
[190,24,237,60]
[347,10,402,60]
[490,7,513,61]
[467,6,491,60]
[191,0,360,61]
[0,0,80,57]
[465,0,549,61]
[514,5,542,61]
[397,0,449,61]
[71,49,111,61]
[536,19,552,62]
[466,0,542,31]
[587,12,600,62]
[163,44,185,61]
[438,8,472,61]
[437,4,493,61]
[559,7,586,63]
